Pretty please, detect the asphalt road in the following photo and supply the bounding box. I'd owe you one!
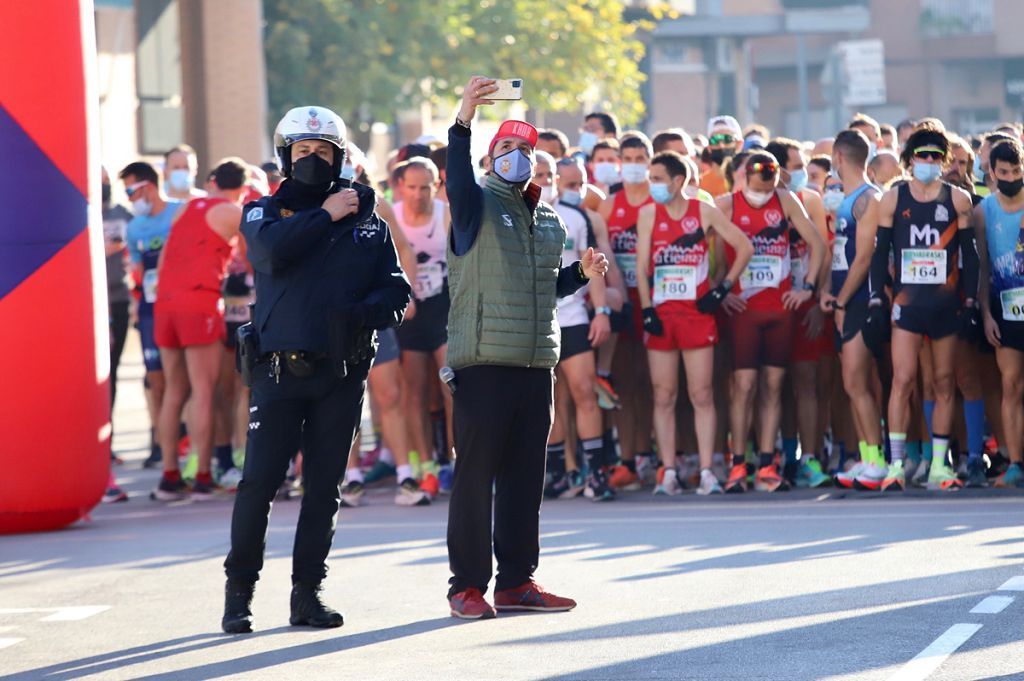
[2,337,1023,681]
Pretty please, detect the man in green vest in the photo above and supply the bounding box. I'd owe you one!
[444,76,610,620]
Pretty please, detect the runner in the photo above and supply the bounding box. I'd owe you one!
[163,144,207,201]
[818,129,887,489]
[867,122,980,492]
[975,137,1024,488]
[635,150,753,495]
[700,116,744,198]
[717,151,826,492]
[151,158,249,501]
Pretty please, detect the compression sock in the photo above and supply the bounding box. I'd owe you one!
[923,400,936,438]
[889,433,907,464]
[547,441,567,476]
[783,438,799,466]
[933,434,951,469]
[964,399,985,460]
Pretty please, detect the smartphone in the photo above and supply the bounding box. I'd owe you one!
[490,78,524,101]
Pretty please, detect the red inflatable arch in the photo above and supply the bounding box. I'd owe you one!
[0,0,109,533]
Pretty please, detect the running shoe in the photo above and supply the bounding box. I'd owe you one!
[881,460,905,492]
[584,469,616,502]
[449,588,496,620]
[608,464,641,491]
[853,462,888,491]
[711,453,728,484]
[995,462,1024,488]
[755,464,789,492]
[986,452,1009,479]
[150,475,189,502]
[339,480,364,507]
[358,445,381,471]
[191,476,218,501]
[277,474,302,500]
[927,463,964,491]
[696,469,723,496]
[438,464,454,494]
[219,467,243,491]
[395,478,431,506]
[911,458,931,488]
[653,467,682,496]
[544,470,584,499]
[724,463,748,493]
[594,375,621,410]
[636,453,658,486]
[363,459,396,484]
[493,581,576,613]
[834,462,868,489]
[796,459,830,488]
[680,454,700,488]
[102,484,128,503]
[420,473,440,498]
[965,458,988,488]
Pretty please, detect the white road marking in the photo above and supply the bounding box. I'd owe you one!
[0,606,110,621]
[887,623,982,681]
[0,638,24,650]
[969,595,1014,614]
[996,576,1024,591]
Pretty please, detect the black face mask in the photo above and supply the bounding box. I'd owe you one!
[709,147,735,165]
[101,183,112,205]
[291,154,334,194]
[998,178,1024,198]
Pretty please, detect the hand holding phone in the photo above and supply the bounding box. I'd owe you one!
[490,78,524,100]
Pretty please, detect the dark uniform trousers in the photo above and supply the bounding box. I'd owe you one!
[446,365,554,597]
[224,357,365,585]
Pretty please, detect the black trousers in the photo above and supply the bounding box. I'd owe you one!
[224,358,364,585]
[108,300,130,410]
[447,365,554,597]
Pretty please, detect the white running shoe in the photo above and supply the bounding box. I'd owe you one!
[834,462,869,489]
[219,467,243,491]
[654,468,683,496]
[696,469,723,496]
[911,459,931,488]
[395,478,431,506]
[853,462,887,491]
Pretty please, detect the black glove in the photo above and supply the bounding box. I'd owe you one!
[327,303,369,378]
[959,303,984,346]
[642,307,664,336]
[861,296,890,358]
[697,284,729,314]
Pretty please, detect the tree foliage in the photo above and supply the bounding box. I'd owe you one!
[263,0,649,131]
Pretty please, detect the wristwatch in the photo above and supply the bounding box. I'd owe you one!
[455,114,472,129]
[831,299,845,310]
[803,279,818,295]
[594,306,612,316]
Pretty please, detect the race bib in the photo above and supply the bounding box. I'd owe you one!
[832,235,849,271]
[901,249,946,285]
[1000,287,1024,322]
[653,265,697,304]
[142,269,158,304]
[616,253,638,288]
[740,255,783,289]
[224,295,251,323]
[415,262,444,300]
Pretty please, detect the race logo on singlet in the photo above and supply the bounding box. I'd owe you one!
[935,204,949,222]
[910,223,940,247]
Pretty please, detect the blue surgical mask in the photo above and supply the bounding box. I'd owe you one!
[649,183,672,204]
[493,149,533,184]
[132,197,152,216]
[913,161,942,184]
[340,163,356,181]
[621,163,648,184]
[973,154,984,180]
[578,131,598,155]
[593,162,620,186]
[560,188,584,207]
[823,189,844,213]
[168,169,192,193]
[787,168,808,193]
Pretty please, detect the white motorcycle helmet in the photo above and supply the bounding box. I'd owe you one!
[273,106,347,180]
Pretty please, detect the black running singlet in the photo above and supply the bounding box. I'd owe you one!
[891,181,960,309]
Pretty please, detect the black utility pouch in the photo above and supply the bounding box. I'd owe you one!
[327,308,351,379]
[236,322,259,387]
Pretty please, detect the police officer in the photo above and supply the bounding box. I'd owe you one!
[222,106,411,634]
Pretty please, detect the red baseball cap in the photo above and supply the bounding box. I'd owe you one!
[489,119,538,155]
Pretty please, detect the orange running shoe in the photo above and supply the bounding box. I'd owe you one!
[609,464,641,491]
[754,464,790,492]
[724,463,748,493]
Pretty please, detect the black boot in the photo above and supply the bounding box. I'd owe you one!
[221,579,255,634]
[289,582,344,628]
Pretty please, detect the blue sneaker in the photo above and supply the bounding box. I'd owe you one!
[995,462,1024,488]
[364,460,396,484]
[796,459,831,488]
[438,464,454,494]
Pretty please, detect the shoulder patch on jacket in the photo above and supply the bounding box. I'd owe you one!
[355,218,382,241]
[246,207,264,222]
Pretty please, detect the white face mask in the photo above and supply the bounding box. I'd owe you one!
[167,169,193,193]
[132,197,153,216]
[539,185,556,204]
[823,189,844,213]
[578,131,599,155]
[743,188,773,208]
[621,163,649,184]
[560,187,585,207]
[593,162,620,186]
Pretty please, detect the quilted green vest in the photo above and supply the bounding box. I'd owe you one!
[446,175,566,369]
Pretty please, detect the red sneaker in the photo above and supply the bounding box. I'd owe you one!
[449,588,496,620]
[493,582,576,612]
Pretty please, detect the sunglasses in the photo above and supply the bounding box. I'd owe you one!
[709,134,737,146]
[913,149,944,162]
[746,161,779,179]
[125,181,149,198]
